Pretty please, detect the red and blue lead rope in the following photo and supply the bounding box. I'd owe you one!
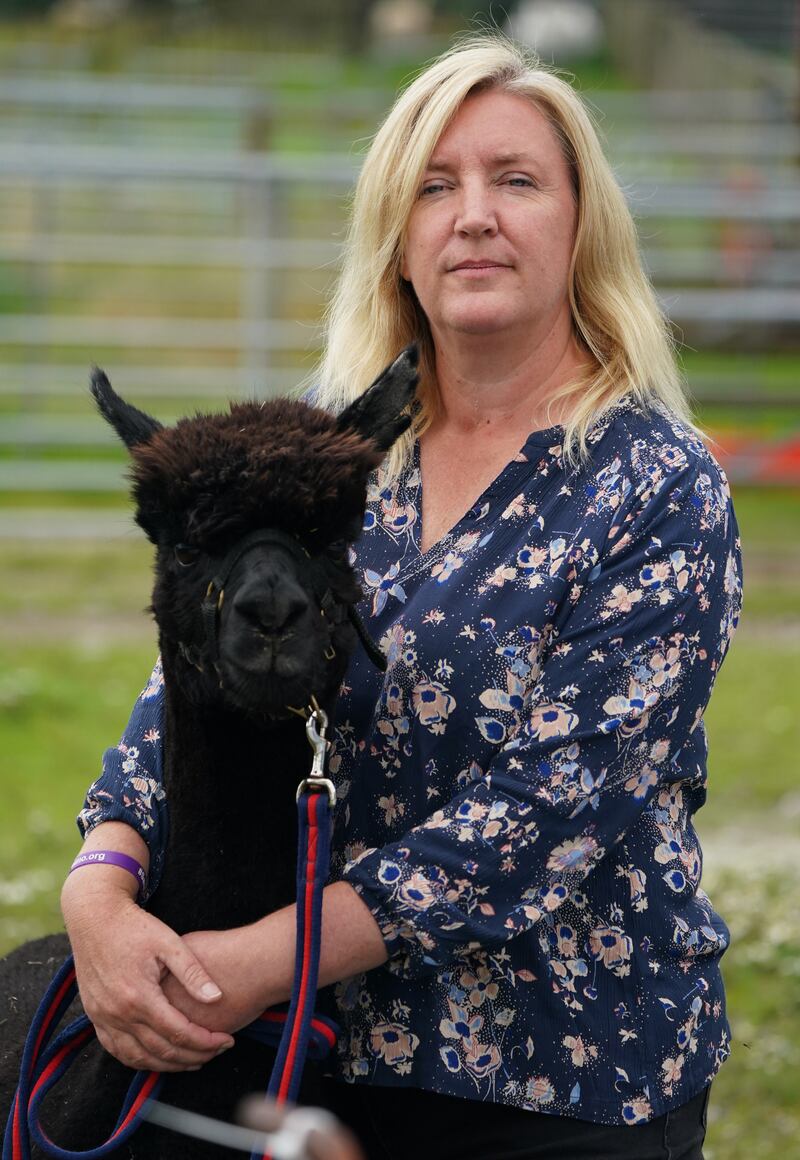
[3,788,335,1160]
[258,789,333,1159]
[2,959,163,1160]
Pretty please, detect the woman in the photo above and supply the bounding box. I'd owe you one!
[63,35,742,1160]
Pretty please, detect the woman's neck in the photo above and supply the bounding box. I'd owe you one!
[429,322,591,438]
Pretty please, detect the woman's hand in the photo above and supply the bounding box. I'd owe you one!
[65,890,235,1071]
[161,927,272,1034]
[62,835,235,1072]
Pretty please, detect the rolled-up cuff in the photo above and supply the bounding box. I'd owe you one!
[342,847,479,980]
[77,745,167,902]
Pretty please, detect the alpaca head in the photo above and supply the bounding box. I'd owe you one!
[92,347,419,719]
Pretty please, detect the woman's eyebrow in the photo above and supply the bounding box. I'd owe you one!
[423,151,539,172]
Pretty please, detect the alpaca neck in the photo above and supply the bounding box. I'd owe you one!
[147,647,316,935]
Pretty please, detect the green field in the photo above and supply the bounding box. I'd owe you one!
[0,482,798,1159]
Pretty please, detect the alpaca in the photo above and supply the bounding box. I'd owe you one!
[0,347,420,1158]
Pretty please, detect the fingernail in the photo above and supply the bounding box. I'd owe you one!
[200,983,222,1000]
[215,1044,232,1056]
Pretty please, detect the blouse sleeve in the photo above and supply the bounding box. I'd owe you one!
[341,457,743,979]
[77,659,168,901]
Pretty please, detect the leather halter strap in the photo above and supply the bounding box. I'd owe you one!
[182,527,386,677]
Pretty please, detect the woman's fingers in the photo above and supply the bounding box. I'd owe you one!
[157,937,224,1004]
[66,887,236,1070]
[95,1021,229,1072]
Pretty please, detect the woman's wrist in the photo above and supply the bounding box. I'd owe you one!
[61,820,151,921]
[239,880,389,1011]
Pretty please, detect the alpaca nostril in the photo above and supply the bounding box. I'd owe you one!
[234,587,310,637]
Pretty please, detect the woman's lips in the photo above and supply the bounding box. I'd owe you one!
[450,261,509,276]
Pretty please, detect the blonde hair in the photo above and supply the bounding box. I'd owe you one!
[314,33,694,474]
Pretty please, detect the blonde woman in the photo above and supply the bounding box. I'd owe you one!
[64,35,742,1159]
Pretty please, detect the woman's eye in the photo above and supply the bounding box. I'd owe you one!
[420,181,447,197]
[174,544,200,567]
[505,175,535,188]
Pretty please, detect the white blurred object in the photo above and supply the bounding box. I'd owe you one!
[51,0,132,30]
[370,0,433,40]
[507,1,605,60]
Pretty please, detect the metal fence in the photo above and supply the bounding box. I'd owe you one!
[0,69,798,509]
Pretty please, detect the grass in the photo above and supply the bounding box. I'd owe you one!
[0,629,798,1160]
[0,480,798,1160]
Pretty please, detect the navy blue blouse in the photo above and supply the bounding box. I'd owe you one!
[80,398,742,1125]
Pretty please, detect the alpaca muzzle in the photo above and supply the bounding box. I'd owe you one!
[179,528,386,694]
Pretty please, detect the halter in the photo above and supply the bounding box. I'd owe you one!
[178,528,386,684]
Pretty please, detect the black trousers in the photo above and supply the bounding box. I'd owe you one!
[320,1080,711,1160]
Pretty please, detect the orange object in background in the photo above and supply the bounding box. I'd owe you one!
[710,428,800,486]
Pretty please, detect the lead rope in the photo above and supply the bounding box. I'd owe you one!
[257,707,335,1160]
[3,706,337,1160]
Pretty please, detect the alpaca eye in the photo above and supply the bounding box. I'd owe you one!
[327,539,347,558]
[174,544,200,567]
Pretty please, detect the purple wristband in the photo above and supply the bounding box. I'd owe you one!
[69,850,147,899]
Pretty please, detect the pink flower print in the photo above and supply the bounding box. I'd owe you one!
[486,563,517,588]
[650,738,670,764]
[453,531,480,553]
[141,668,164,699]
[378,622,405,667]
[659,445,687,472]
[657,785,684,821]
[662,1053,685,1088]
[528,702,579,741]
[650,648,681,687]
[464,1039,502,1079]
[654,823,685,866]
[524,1076,555,1108]
[670,549,691,592]
[502,493,526,520]
[517,544,548,571]
[546,835,602,874]
[381,496,417,534]
[639,560,671,590]
[603,583,643,616]
[624,764,658,799]
[440,1000,484,1047]
[412,679,456,734]
[431,552,464,583]
[459,965,500,1007]
[369,1022,420,1069]
[363,562,406,616]
[377,793,405,827]
[588,925,633,974]
[384,681,403,716]
[622,1096,652,1124]
[548,537,567,576]
[563,1035,598,1067]
[398,871,436,910]
[724,551,739,595]
[479,671,526,714]
[603,679,660,722]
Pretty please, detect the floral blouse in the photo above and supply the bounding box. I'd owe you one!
[80,398,742,1126]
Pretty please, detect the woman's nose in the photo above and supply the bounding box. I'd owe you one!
[454,184,498,237]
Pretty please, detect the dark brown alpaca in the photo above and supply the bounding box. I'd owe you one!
[0,347,419,1158]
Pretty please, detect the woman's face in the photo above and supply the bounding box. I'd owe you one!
[401,88,578,347]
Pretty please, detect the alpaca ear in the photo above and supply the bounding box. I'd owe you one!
[90,367,163,450]
[337,344,419,452]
